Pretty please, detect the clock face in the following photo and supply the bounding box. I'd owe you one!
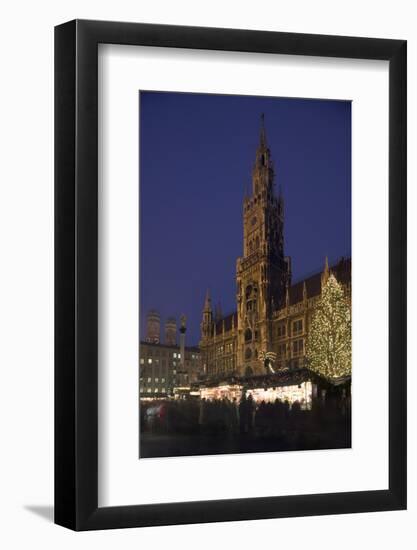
[251,216,257,226]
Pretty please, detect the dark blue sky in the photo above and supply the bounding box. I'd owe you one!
[140,91,351,345]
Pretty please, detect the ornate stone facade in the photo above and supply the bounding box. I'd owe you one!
[200,117,351,380]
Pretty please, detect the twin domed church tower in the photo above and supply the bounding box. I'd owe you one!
[201,116,292,378]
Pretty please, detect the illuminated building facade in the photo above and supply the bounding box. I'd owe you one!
[140,341,201,398]
[140,314,202,398]
[200,117,351,381]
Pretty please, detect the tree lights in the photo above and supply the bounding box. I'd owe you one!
[306,274,351,380]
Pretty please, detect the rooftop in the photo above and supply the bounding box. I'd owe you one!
[140,340,200,353]
[212,256,351,331]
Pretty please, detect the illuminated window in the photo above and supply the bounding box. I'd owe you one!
[178,353,181,359]
[173,352,177,358]
[173,369,176,375]
[140,358,144,364]
[147,377,151,383]
[147,358,152,364]
[154,388,158,393]
[161,378,165,383]
[155,378,159,383]
[147,388,151,393]
[161,388,166,393]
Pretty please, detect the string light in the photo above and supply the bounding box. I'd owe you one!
[306,274,351,380]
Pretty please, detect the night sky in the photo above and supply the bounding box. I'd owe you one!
[140,91,351,345]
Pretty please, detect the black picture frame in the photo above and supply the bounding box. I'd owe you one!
[55,19,407,531]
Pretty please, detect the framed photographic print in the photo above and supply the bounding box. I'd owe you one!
[55,20,407,530]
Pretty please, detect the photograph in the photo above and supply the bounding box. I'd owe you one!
[139,91,352,459]
[0,0,409,541]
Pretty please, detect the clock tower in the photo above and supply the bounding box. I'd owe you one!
[236,115,291,376]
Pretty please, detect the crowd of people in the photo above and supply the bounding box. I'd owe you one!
[140,389,351,443]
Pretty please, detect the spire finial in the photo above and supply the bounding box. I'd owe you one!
[322,256,330,286]
[203,288,212,312]
[260,113,266,146]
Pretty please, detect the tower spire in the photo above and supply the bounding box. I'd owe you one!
[203,288,212,312]
[201,290,213,342]
[252,113,273,195]
[322,256,330,286]
[303,280,308,302]
[235,115,291,377]
[260,113,266,147]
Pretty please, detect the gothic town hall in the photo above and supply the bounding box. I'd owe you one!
[199,117,351,382]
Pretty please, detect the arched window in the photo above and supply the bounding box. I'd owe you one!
[245,366,253,377]
[245,285,253,299]
[255,236,260,250]
[245,347,252,360]
[245,328,252,342]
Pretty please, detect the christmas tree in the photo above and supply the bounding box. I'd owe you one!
[306,273,351,380]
